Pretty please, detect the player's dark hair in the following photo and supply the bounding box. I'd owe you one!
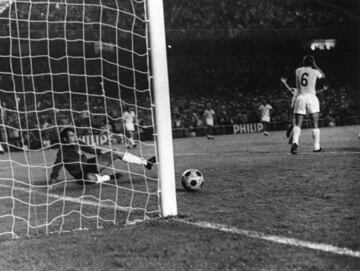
[60,127,75,142]
[303,55,314,67]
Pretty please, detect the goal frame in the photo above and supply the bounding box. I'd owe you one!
[146,0,177,217]
[0,0,177,238]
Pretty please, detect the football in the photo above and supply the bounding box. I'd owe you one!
[181,169,204,191]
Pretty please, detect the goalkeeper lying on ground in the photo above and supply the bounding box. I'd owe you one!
[49,127,156,186]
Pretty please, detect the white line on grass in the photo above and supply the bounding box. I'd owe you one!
[1,184,359,259]
[174,218,360,258]
[0,183,129,212]
[174,150,360,157]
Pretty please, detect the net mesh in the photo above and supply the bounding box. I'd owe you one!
[0,0,160,238]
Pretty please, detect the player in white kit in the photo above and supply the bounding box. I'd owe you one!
[258,100,272,136]
[291,55,325,154]
[122,106,137,149]
[203,103,215,139]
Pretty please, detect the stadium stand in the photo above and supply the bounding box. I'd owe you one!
[0,0,358,146]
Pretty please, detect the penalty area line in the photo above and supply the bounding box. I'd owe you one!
[0,183,130,212]
[173,218,360,258]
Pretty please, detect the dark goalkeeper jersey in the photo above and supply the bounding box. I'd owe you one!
[50,140,102,180]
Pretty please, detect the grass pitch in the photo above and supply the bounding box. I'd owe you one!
[0,125,359,270]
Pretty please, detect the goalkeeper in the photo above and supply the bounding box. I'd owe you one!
[49,127,156,186]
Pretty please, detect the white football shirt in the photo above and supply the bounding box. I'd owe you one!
[123,111,135,124]
[259,104,272,121]
[203,109,215,126]
[296,67,323,95]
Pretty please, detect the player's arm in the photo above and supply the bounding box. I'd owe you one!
[280,77,294,95]
[314,65,325,79]
[121,111,129,120]
[316,83,328,94]
[295,70,301,91]
[311,58,325,79]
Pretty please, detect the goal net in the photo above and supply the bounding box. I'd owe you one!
[0,0,176,239]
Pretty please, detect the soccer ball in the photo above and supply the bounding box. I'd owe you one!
[181,169,204,191]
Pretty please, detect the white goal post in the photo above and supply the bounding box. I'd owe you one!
[147,0,177,217]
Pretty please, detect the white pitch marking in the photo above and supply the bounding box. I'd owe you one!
[0,183,129,212]
[174,150,360,157]
[174,218,360,258]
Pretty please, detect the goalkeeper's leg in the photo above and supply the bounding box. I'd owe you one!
[66,158,120,185]
[97,151,156,170]
[74,172,121,185]
[84,172,122,184]
[74,151,156,185]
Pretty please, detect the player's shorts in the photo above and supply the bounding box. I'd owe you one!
[261,116,270,123]
[70,157,99,180]
[205,119,214,126]
[125,122,135,132]
[293,94,320,115]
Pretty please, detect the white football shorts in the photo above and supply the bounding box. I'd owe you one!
[205,119,214,126]
[293,94,320,115]
[125,122,135,132]
[261,116,270,122]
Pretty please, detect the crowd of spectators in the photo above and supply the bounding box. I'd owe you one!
[0,95,154,149]
[164,0,357,38]
[0,0,358,149]
[0,48,357,148]
[0,0,357,40]
[168,80,357,131]
[167,48,358,131]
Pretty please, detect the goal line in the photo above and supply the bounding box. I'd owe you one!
[173,218,360,258]
[0,183,130,212]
